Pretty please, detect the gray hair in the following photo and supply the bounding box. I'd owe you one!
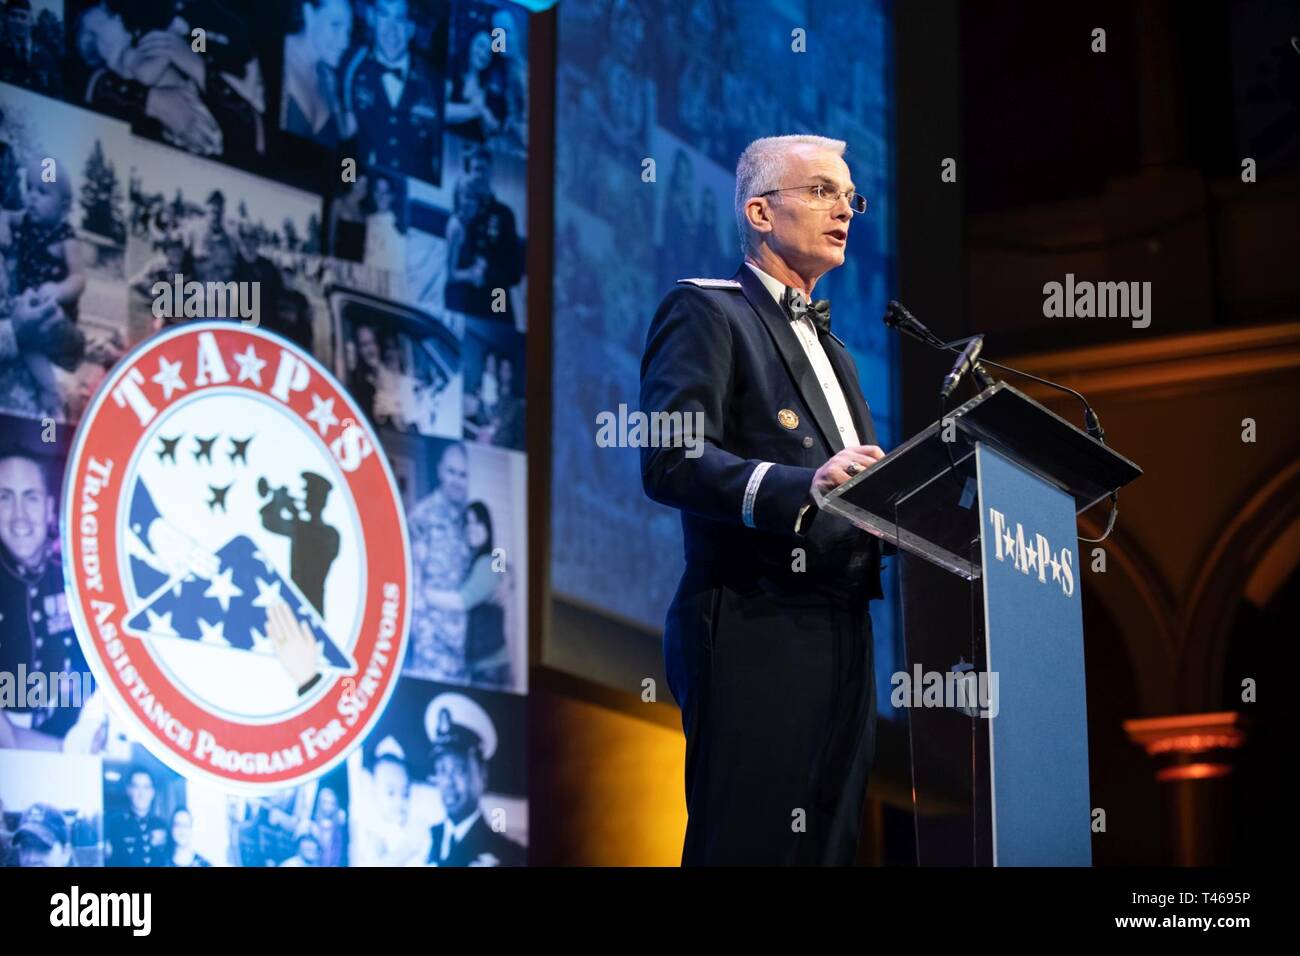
[734,135,847,253]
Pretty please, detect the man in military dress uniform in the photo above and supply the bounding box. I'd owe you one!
[0,0,61,92]
[0,448,91,742]
[343,0,443,184]
[425,693,524,867]
[104,768,168,867]
[640,135,886,866]
[445,146,523,324]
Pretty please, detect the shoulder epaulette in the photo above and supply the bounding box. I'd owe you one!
[677,278,742,289]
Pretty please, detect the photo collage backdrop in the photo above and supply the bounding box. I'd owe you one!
[549,0,902,708]
[0,0,530,866]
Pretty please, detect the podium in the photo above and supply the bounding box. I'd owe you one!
[821,382,1141,865]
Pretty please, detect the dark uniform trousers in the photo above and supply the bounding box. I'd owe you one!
[668,567,876,866]
[641,265,885,866]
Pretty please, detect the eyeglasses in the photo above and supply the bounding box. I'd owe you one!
[760,183,868,214]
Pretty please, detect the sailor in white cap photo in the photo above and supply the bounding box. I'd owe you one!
[424,692,523,867]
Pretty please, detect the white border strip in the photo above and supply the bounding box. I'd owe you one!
[742,461,773,528]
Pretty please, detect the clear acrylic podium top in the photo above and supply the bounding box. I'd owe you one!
[820,382,1143,580]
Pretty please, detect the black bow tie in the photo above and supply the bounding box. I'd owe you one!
[381,66,407,81]
[783,287,831,335]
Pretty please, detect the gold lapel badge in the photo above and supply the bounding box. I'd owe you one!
[777,409,799,430]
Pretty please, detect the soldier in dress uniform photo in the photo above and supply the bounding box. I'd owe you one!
[0,437,94,750]
[444,144,523,328]
[424,692,523,867]
[0,0,63,94]
[341,0,446,185]
[104,766,170,866]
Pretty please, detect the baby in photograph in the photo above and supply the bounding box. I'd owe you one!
[1,158,86,413]
[351,739,430,866]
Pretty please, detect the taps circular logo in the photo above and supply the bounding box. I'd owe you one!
[62,322,411,791]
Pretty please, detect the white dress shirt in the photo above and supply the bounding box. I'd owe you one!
[378,54,411,109]
[745,262,861,449]
[744,262,862,532]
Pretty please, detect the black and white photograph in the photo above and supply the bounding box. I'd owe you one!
[125,135,322,346]
[444,0,526,157]
[462,315,523,451]
[402,171,448,316]
[443,138,524,331]
[324,164,409,269]
[338,0,449,186]
[387,435,523,692]
[0,0,64,95]
[347,676,525,866]
[336,286,460,438]
[387,436,469,682]
[279,0,354,151]
[359,168,408,284]
[0,749,103,866]
[462,442,524,692]
[0,83,129,422]
[65,0,269,164]
[281,0,449,188]
[403,136,525,333]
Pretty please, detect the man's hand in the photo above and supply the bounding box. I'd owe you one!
[135,31,207,86]
[492,568,513,607]
[810,444,885,503]
[146,84,222,155]
[10,289,57,335]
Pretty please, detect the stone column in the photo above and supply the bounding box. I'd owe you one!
[1123,712,1246,865]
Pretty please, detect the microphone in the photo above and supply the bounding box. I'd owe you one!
[940,334,984,400]
[882,299,1120,542]
[882,301,1101,437]
[884,300,946,348]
